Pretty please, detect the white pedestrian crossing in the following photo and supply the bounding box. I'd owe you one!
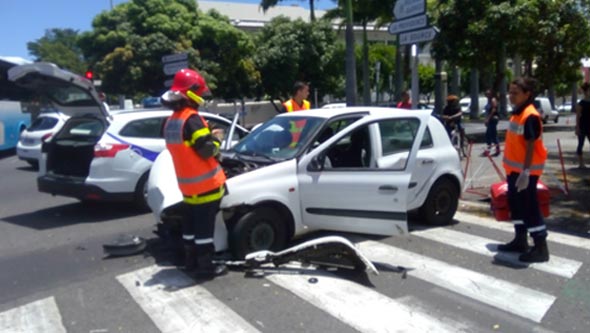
[116,264,260,333]
[0,297,66,333]
[266,263,476,333]
[455,211,590,251]
[356,240,556,323]
[3,211,587,332]
[412,227,582,278]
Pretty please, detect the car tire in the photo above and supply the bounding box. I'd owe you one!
[419,178,459,226]
[133,172,150,210]
[554,116,559,124]
[542,116,548,124]
[26,160,39,169]
[229,206,288,259]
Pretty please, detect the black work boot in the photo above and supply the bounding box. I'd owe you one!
[194,244,227,278]
[519,237,550,263]
[497,231,529,253]
[183,245,197,272]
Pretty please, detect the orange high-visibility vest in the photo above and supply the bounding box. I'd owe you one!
[503,104,547,176]
[283,99,310,147]
[164,107,226,198]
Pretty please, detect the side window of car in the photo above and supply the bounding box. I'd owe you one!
[420,127,433,149]
[376,118,420,171]
[324,124,372,169]
[120,117,165,138]
[205,118,242,142]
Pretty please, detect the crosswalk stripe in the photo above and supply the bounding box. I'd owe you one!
[117,265,260,333]
[356,240,556,323]
[0,297,66,333]
[455,211,590,251]
[412,227,582,278]
[266,264,475,333]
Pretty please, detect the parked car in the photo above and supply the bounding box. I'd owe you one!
[8,62,249,208]
[534,97,559,124]
[16,111,69,168]
[321,102,347,109]
[147,107,464,258]
[460,96,488,116]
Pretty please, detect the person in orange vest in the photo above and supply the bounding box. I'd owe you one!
[281,81,310,147]
[498,77,549,263]
[161,68,227,277]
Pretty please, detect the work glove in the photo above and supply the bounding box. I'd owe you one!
[515,169,530,192]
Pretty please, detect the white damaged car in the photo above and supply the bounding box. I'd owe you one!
[147,107,464,259]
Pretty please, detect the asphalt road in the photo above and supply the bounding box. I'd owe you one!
[1,115,589,333]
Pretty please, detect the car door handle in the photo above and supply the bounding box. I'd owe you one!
[409,182,417,188]
[379,185,398,191]
[422,159,434,165]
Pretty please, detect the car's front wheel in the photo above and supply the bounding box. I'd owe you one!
[229,206,288,259]
[419,178,459,226]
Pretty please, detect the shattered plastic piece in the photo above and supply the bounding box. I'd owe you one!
[103,234,146,257]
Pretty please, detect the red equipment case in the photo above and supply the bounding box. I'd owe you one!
[490,181,550,221]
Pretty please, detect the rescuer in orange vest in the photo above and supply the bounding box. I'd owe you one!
[161,68,227,277]
[281,81,310,147]
[498,77,549,263]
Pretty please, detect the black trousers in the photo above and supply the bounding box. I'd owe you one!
[507,172,547,239]
[181,199,221,246]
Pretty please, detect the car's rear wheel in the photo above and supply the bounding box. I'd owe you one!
[133,172,150,210]
[419,178,459,226]
[554,116,559,124]
[229,206,288,259]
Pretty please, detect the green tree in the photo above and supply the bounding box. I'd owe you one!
[27,28,87,75]
[418,63,435,101]
[78,0,259,100]
[253,17,342,103]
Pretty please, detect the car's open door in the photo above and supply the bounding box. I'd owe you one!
[297,112,430,236]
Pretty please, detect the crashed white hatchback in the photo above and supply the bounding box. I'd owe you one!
[147,107,464,259]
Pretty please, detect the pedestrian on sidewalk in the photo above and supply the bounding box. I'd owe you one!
[498,77,550,263]
[483,89,500,156]
[575,82,590,168]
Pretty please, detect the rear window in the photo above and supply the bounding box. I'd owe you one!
[56,118,105,140]
[28,116,58,131]
[119,117,166,138]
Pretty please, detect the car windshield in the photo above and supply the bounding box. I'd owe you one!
[232,115,324,160]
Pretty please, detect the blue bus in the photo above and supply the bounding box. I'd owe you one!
[0,100,31,151]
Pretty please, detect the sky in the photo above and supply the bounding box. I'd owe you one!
[0,0,337,61]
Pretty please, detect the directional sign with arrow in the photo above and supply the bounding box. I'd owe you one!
[393,0,425,20]
[398,27,437,46]
[388,14,427,35]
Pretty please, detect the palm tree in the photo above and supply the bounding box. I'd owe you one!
[324,0,393,104]
[260,0,317,21]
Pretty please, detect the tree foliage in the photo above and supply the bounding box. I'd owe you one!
[77,0,259,100]
[253,17,342,101]
[27,29,87,75]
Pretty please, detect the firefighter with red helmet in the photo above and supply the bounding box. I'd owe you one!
[161,68,227,277]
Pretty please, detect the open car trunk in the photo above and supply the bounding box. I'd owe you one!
[44,116,107,178]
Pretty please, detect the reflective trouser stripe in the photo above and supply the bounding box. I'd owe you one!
[195,238,213,245]
[512,220,524,225]
[183,235,195,240]
[528,225,547,233]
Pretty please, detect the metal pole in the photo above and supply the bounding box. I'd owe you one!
[345,0,357,106]
[410,44,419,109]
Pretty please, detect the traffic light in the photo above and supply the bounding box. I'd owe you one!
[85,69,93,80]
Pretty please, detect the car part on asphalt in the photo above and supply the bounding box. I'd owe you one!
[103,234,147,257]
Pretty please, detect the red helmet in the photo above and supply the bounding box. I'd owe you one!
[163,68,210,105]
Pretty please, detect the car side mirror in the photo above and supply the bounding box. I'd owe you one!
[307,155,325,172]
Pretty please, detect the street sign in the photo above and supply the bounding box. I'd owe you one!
[162,52,188,64]
[393,0,425,20]
[399,27,437,45]
[388,14,427,35]
[163,60,189,75]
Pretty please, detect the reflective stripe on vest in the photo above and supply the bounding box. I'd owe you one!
[502,104,548,176]
[164,108,226,197]
[283,99,310,147]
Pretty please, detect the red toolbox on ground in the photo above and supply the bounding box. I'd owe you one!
[490,181,551,221]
